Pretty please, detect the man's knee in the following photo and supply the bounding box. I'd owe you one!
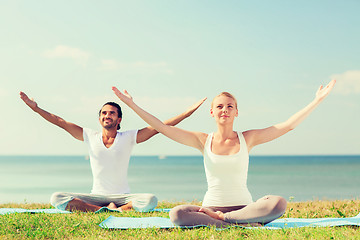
[50,192,74,211]
[50,192,63,206]
[132,193,158,212]
[144,193,158,209]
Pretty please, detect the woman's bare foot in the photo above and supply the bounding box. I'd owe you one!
[198,207,225,221]
[198,207,262,227]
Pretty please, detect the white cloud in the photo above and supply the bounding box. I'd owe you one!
[99,59,173,74]
[43,45,91,66]
[330,70,360,95]
[100,59,119,70]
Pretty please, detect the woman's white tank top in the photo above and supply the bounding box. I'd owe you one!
[202,132,253,207]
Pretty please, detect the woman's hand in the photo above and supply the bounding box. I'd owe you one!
[112,87,134,106]
[198,207,225,221]
[315,79,336,102]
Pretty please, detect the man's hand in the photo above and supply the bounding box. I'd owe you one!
[184,97,207,118]
[20,91,38,111]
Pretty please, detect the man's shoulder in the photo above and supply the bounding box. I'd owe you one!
[83,128,101,138]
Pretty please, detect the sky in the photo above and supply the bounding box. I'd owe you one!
[1,0,359,156]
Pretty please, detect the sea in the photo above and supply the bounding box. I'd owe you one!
[0,155,359,204]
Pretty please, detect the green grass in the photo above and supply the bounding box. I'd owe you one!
[1,200,359,239]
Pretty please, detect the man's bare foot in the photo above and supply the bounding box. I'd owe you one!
[66,198,101,212]
[106,201,134,211]
[107,202,117,209]
[120,201,133,211]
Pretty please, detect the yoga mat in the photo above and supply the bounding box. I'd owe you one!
[265,214,360,228]
[95,207,170,213]
[153,208,171,212]
[99,213,360,230]
[0,208,70,215]
[99,216,176,229]
[0,207,170,215]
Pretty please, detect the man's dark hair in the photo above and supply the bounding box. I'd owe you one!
[99,102,122,130]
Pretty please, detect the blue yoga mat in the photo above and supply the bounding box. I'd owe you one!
[99,213,360,230]
[100,216,176,229]
[0,208,70,215]
[153,208,171,212]
[95,207,170,213]
[0,207,169,215]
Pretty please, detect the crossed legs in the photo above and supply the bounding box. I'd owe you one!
[60,198,133,212]
[50,192,158,212]
[169,195,287,228]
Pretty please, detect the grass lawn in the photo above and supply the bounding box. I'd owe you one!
[1,200,359,239]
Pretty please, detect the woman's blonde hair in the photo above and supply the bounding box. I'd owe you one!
[211,92,238,109]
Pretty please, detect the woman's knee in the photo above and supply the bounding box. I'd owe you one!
[266,195,287,215]
[257,195,287,215]
[169,205,196,225]
[169,205,183,223]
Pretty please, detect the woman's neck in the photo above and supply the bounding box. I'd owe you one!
[215,125,236,140]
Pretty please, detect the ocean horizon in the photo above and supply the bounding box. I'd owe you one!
[1,155,359,204]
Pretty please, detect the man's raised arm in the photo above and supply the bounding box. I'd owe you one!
[20,91,84,141]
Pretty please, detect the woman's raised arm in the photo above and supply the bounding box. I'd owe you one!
[244,79,336,152]
[112,87,207,152]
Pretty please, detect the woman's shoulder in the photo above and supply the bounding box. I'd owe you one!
[198,132,210,140]
[193,132,210,148]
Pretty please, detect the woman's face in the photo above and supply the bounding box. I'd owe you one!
[210,95,238,124]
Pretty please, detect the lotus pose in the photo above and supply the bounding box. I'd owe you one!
[112,80,336,227]
[20,91,205,213]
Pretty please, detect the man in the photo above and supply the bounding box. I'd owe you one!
[20,91,205,212]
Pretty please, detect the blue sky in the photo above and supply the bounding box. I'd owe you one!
[1,0,359,156]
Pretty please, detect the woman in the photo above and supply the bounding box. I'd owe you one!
[112,80,336,227]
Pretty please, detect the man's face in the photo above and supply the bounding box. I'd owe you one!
[99,105,122,130]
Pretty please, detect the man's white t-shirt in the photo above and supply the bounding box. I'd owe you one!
[83,128,138,195]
